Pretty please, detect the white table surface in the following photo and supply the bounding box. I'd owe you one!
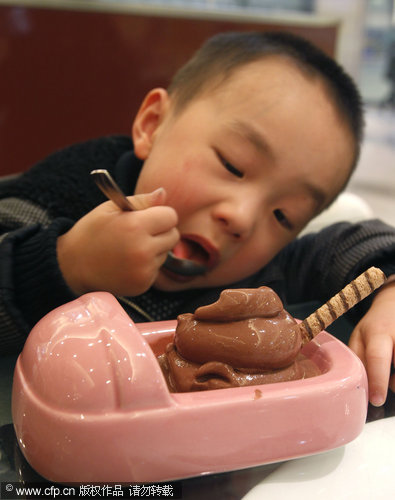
[243,416,395,500]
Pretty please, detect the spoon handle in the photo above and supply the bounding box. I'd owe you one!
[90,169,137,212]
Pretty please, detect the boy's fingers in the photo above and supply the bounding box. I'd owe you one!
[152,227,180,254]
[141,206,179,236]
[365,334,393,406]
[389,372,395,393]
[127,187,166,210]
[348,329,367,367]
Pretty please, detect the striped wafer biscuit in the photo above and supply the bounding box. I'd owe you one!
[299,267,386,344]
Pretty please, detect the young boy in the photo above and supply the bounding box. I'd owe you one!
[0,32,394,407]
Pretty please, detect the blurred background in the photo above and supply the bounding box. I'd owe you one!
[0,0,394,225]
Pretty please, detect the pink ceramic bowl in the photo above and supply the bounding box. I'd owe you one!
[12,292,368,483]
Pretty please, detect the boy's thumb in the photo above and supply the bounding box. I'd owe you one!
[127,187,166,211]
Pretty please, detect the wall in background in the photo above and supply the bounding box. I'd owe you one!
[0,2,338,175]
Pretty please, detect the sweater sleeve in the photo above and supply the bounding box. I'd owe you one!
[272,219,395,321]
[0,214,77,354]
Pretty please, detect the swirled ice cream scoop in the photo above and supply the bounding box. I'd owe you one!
[158,287,319,392]
[175,287,301,370]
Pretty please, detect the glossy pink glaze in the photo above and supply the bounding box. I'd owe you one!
[12,292,368,483]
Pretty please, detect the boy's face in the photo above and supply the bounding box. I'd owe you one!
[133,57,355,291]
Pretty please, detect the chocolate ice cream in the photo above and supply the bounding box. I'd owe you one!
[158,287,320,392]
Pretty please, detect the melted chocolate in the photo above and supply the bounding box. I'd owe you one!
[158,345,320,392]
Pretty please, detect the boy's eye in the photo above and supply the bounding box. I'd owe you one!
[218,154,244,178]
[273,209,294,231]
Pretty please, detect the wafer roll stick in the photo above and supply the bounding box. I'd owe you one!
[299,267,386,344]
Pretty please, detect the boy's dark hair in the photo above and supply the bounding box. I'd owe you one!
[168,31,364,173]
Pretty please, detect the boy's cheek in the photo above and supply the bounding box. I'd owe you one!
[166,190,199,214]
[137,173,205,216]
[163,176,212,213]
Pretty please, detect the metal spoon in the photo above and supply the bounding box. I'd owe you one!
[90,169,207,276]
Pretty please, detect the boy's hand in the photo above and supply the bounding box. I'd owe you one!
[57,187,179,297]
[349,275,395,407]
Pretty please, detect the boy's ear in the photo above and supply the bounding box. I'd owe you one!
[132,88,171,160]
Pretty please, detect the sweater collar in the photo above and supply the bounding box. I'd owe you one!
[114,150,144,196]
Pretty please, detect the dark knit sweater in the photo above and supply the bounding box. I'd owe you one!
[1,135,395,354]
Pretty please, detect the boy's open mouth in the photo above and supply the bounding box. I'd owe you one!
[172,236,218,269]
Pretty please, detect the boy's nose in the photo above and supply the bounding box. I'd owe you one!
[212,197,259,240]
